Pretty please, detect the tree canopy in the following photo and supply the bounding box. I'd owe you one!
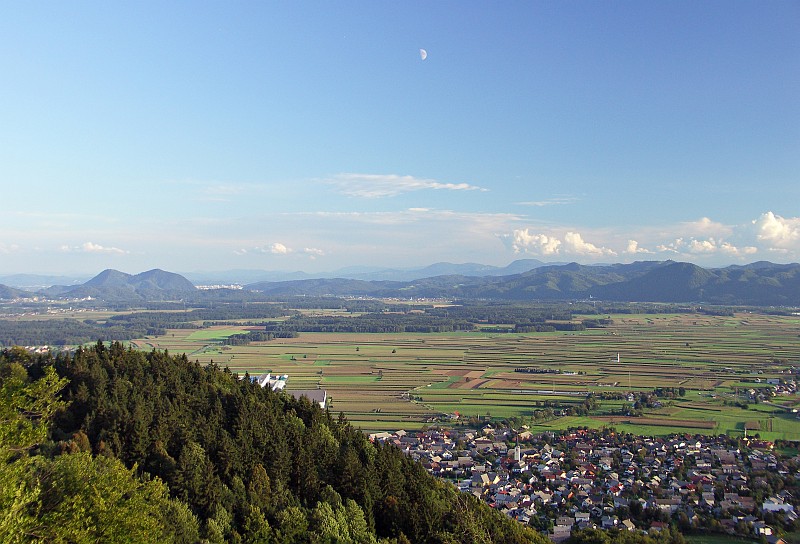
[1,343,549,543]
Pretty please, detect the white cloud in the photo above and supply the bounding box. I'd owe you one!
[684,217,732,236]
[646,217,738,256]
[506,229,562,255]
[301,247,325,257]
[504,229,615,257]
[268,242,291,255]
[244,243,325,258]
[754,211,800,247]
[563,232,617,256]
[640,213,799,260]
[722,242,757,256]
[658,237,757,258]
[0,243,20,254]
[656,238,684,254]
[500,218,773,262]
[60,242,127,255]
[687,239,717,254]
[324,173,488,198]
[690,238,758,257]
[288,209,525,228]
[517,195,578,207]
[625,240,652,254]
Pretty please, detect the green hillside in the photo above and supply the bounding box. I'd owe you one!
[1,344,548,543]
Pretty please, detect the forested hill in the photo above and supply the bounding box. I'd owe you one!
[42,268,197,301]
[247,261,800,305]
[5,343,547,543]
[0,283,31,300]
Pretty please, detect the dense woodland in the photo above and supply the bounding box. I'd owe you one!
[0,318,147,347]
[265,314,478,334]
[223,331,299,346]
[1,343,549,543]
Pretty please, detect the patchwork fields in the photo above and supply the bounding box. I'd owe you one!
[130,311,800,438]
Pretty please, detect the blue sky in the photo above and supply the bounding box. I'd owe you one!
[1,2,798,275]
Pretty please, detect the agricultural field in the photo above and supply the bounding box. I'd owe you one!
[129,310,800,437]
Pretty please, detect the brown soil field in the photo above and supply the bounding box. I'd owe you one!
[452,378,490,390]
[441,369,486,378]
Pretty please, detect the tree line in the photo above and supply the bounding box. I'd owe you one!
[223,331,299,346]
[265,314,477,334]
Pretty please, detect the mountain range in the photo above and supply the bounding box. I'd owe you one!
[1,261,798,306]
[180,258,556,284]
[245,260,800,306]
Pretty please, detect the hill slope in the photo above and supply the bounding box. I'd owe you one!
[29,343,547,543]
[0,284,32,300]
[43,269,197,301]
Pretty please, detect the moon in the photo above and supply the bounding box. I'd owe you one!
[419,48,427,61]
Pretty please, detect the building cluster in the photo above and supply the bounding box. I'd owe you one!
[369,427,799,543]
[249,372,288,391]
[19,345,52,354]
[739,378,798,403]
[243,372,328,409]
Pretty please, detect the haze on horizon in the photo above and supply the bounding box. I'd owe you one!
[1,2,798,276]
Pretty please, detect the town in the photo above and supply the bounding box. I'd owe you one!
[370,426,799,543]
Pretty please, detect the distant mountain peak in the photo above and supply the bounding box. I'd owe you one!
[50,269,196,301]
[84,269,132,288]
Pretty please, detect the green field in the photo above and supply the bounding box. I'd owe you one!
[128,312,800,436]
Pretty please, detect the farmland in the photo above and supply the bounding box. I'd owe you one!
[127,308,800,438]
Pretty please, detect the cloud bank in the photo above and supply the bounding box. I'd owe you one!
[0,243,20,254]
[60,242,128,255]
[517,195,578,207]
[324,173,488,198]
[502,211,798,263]
[503,230,616,257]
[236,242,325,259]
